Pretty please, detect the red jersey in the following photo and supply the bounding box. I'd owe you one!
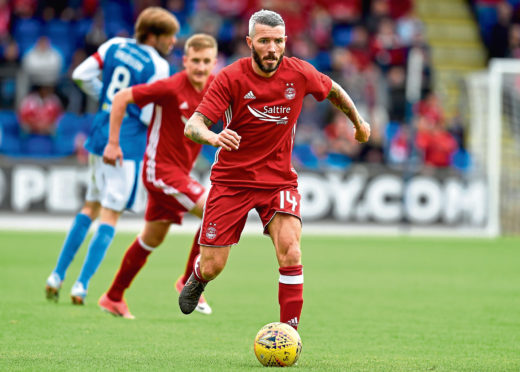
[196,57,332,188]
[133,71,214,177]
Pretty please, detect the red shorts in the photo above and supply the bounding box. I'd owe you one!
[199,184,301,247]
[143,173,205,224]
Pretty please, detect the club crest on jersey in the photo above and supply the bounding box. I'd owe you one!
[285,83,296,100]
[206,223,217,240]
[247,105,290,125]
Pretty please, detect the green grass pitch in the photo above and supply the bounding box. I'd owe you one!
[0,230,519,371]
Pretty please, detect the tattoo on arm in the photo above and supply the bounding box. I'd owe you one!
[185,112,215,145]
[198,112,214,127]
[327,81,363,126]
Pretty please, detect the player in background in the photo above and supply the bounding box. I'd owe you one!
[97,34,219,318]
[45,7,179,305]
[179,10,370,330]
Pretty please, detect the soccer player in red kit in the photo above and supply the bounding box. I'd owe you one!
[98,34,219,318]
[179,10,371,330]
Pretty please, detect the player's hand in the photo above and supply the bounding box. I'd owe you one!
[354,121,371,143]
[102,142,123,166]
[214,129,241,151]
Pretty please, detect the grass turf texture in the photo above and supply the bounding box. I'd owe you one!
[0,231,519,371]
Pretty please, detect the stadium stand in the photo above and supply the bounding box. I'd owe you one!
[0,0,492,171]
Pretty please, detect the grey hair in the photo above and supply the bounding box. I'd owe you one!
[248,9,285,37]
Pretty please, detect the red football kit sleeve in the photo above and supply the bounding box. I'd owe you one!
[132,71,214,223]
[196,57,332,188]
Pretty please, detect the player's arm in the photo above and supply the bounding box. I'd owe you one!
[72,55,103,100]
[102,88,134,166]
[326,80,371,143]
[184,112,241,151]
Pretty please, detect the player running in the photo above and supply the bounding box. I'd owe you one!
[45,7,179,305]
[97,34,219,319]
[179,10,370,330]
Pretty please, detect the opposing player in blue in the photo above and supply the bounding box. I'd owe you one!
[45,7,179,305]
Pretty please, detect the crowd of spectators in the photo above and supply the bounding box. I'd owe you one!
[0,0,471,172]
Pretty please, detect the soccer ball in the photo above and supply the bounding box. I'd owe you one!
[253,322,302,367]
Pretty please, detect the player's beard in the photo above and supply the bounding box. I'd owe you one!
[252,46,284,73]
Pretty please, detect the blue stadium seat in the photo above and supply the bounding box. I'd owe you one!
[315,51,332,72]
[13,18,42,56]
[0,110,19,135]
[74,18,93,48]
[0,131,22,156]
[326,152,351,170]
[56,112,81,136]
[44,19,74,67]
[22,134,55,157]
[332,24,352,47]
[0,111,22,156]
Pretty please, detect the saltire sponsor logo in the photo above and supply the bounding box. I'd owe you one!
[247,105,290,125]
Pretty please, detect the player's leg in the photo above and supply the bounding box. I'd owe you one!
[71,158,140,304]
[72,207,121,304]
[178,245,231,314]
[45,154,102,302]
[99,220,170,318]
[267,213,303,330]
[168,183,212,314]
[260,187,303,330]
[179,185,250,315]
[177,194,205,286]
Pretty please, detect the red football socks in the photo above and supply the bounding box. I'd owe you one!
[278,264,304,330]
[180,226,201,285]
[107,238,153,301]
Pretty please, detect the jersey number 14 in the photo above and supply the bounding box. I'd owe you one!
[280,190,298,212]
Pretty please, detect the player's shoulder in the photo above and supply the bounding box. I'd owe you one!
[136,44,170,77]
[219,57,250,76]
[100,37,135,52]
[282,57,316,72]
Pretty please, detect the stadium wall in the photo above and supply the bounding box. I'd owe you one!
[0,158,489,236]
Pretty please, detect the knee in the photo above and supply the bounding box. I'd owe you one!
[278,241,301,267]
[141,234,164,248]
[81,203,100,220]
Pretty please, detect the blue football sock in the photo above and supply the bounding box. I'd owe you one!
[77,223,115,289]
[54,213,92,280]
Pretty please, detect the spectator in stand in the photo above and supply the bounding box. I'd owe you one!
[385,65,406,123]
[415,115,458,169]
[0,0,11,41]
[22,36,63,88]
[365,0,391,34]
[488,1,513,58]
[18,86,63,135]
[370,17,406,70]
[324,110,361,161]
[416,92,444,126]
[508,24,520,58]
[12,0,37,18]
